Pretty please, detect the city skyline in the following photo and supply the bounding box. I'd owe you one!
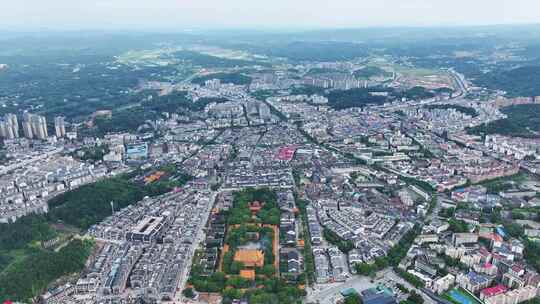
[1,7,540,302]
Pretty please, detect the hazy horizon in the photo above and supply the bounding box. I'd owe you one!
[3,0,540,31]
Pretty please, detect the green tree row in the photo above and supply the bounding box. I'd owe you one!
[297,199,316,284]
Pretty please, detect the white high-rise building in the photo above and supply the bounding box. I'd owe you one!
[0,120,14,139]
[38,116,48,139]
[22,114,33,139]
[22,113,48,140]
[5,114,19,138]
[54,116,66,138]
[0,113,19,139]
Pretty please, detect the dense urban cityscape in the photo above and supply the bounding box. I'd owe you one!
[1,23,540,304]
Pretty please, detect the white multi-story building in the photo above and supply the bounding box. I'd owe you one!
[453,233,478,246]
[484,286,538,304]
[432,274,455,295]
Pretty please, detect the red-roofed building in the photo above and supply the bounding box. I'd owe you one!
[474,261,498,276]
[276,146,297,161]
[484,233,504,248]
[480,285,508,300]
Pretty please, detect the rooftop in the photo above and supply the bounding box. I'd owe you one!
[481,285,507,297]
[239,269,256,280]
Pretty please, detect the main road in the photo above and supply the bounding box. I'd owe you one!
[175,190,219,304]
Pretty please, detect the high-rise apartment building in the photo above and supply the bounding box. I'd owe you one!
[5,113,19,138]
[22,113,48,140]
[22,113,33,139]
[0,120,14,139]
[0,113,19,139]
[34,115,48,140]
[54,116,66,138]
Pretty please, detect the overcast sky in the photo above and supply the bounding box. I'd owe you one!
[3,0,539,30]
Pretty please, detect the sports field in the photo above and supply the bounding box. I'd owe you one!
[443,288,482,304]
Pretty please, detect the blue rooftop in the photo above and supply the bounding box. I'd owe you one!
[467,271,488,285]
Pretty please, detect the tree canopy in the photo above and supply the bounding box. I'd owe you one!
[468,104,540,138]
[0,239,94,303]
